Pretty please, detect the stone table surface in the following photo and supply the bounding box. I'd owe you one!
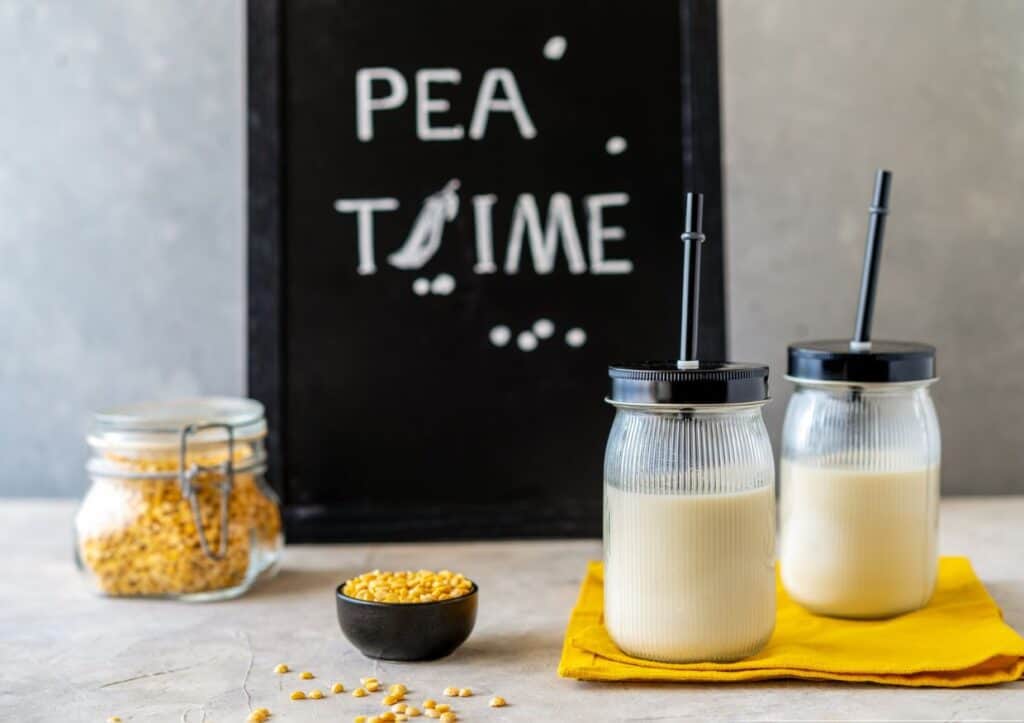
[3,498,1024,722]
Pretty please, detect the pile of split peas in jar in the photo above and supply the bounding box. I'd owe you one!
[78,443,282,596]
[248,666,507,723]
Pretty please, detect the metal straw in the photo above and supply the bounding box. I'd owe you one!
[851,169,893,351]
[679,192,705,366]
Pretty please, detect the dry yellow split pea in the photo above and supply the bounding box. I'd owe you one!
[440,713,457,723]
[299,671,314,680]
[273,663,289,674]
[424,711,441,720]
[353,687,369,697]
[434,704,451,713]
[343,569,474,603]
[354,717,367,723]
[391,702,408,713]
[489,696,507,707]
[423,698,437,709]
[309,689,325,699]
[457,688,472,697]
[380,713,396,722]
[290,690,306,700]
[442,687,458,696]
[361,676,379,685]
[107,717,122,723]
[247,708,271,722]
[406,707,422,717]
[389,683,408,696]
[76,445,281,596]
[332,682,346,694]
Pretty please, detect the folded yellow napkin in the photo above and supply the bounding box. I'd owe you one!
[558,557,1024,687]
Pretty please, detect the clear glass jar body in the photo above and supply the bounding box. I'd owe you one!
[603,403,776,663]
[780,380,941,618]
[75,414,283,601]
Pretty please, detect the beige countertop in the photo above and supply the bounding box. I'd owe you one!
[3,498,1024,722]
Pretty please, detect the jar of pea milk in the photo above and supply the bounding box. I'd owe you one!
[781,341,940,618]
[75,398,283,600]
[603,362,776,662]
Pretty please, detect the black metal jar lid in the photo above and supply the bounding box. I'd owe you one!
[608,361,770,405]
[787,340,935,383]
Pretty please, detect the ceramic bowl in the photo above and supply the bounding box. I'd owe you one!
[335,583,478,661]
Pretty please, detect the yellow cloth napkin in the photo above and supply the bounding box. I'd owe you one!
[558,557,1024,687]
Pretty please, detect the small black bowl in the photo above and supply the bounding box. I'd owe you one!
[336,583,478,661]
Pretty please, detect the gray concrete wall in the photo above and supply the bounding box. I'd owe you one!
[721,0,1024,494]
[0,1,245,496]
[1,0,1021,496]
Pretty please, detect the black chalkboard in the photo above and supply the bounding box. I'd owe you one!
[248,0,726,542]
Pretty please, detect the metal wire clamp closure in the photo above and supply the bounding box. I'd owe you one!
[179,422,235,561]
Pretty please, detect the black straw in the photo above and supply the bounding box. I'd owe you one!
[680,193,705,364]
[852,169,893,349]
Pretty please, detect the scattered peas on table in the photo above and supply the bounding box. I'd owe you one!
[256,656,510,719]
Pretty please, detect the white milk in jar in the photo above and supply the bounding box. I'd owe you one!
[605,484,776,662]
[781,462,939,618]
[603,361,776,663]
[782,339,940,619]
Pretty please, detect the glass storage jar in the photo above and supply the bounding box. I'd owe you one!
[603,362,775,663]
[780,341,940,618]
[75,397,283,601]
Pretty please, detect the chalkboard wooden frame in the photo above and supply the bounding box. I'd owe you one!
[248,0,726,542]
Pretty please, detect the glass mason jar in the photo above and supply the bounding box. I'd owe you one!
[781,341,940,618]
[603,362,776,663]
[75,398,284,601]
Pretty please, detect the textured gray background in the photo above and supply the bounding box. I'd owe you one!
[0,1,245,496]
[721,0,1024,494]
[1,0,1020,497]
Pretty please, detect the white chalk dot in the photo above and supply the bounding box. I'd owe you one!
[412,277,430,296]
[605,136,628,155]
[533,318,555,339]
[517,331,539,352]
[431,273,456,295]
[543,36,567,61]
[565,327,587,348]
[489,325,511,347]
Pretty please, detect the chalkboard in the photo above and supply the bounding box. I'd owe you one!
[248,0,726,542]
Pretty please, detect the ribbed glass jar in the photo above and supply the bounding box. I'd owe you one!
[780,380,941,618]
[603,402,776,662]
